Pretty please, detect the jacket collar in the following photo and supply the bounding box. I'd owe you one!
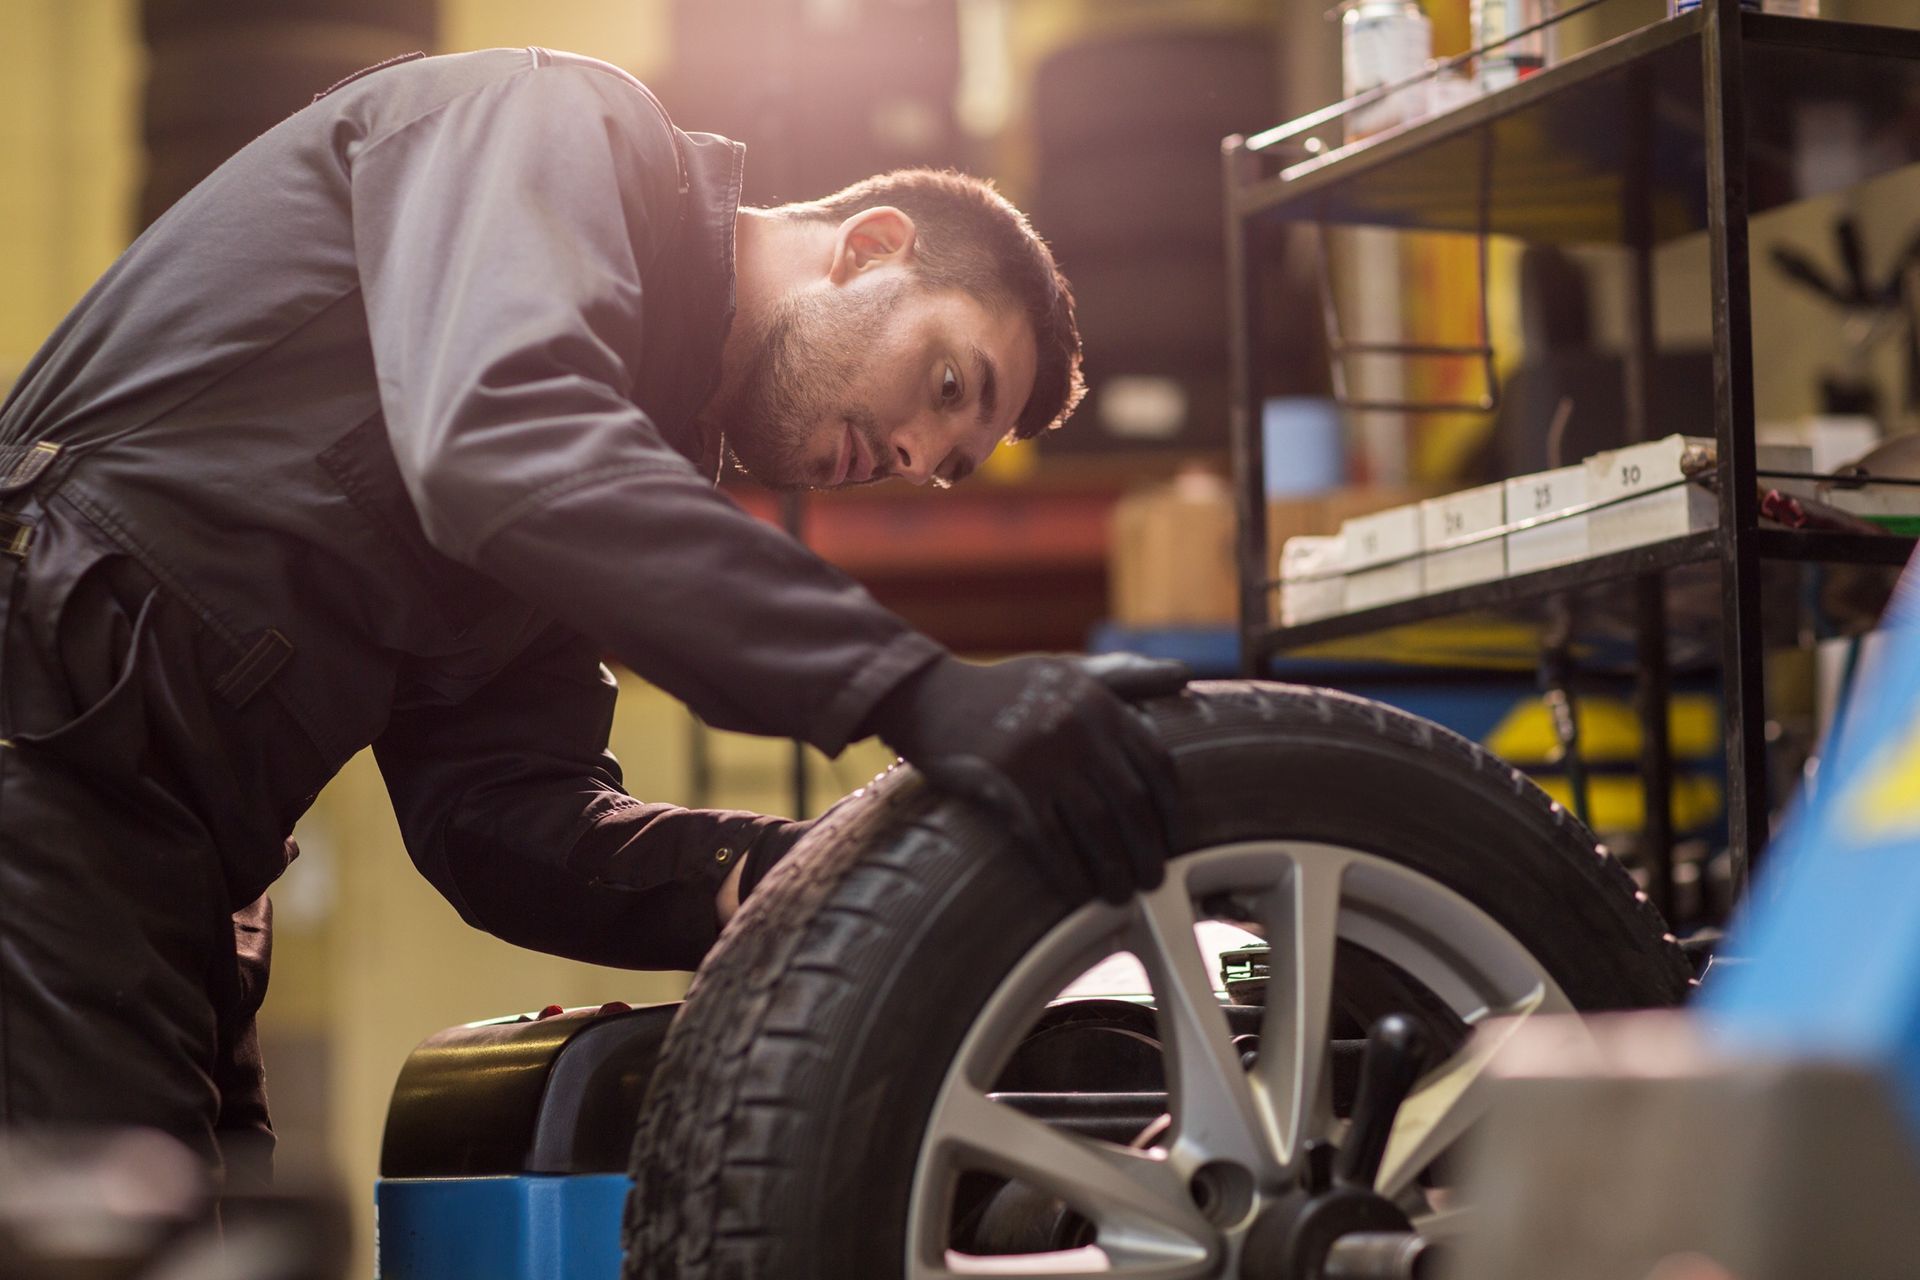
[665,127,746,477]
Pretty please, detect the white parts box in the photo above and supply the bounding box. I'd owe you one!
[1585,436,1712,554]
[1420,482,1506,591]
[1339,503,1423,610]
[1505,466,1590,574]
[1279,536,1345,625]
[1588,485,1718,555]
[1818,481,1920,527]
[1582,435,1812,501]
[1584,434,1711,503]
[1585,435,1812,555]
[1340,502,1423,570]
[1346,562,1423,610]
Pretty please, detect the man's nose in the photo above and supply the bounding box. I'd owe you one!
[887,417,944,486]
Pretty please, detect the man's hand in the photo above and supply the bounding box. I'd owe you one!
[868,653,1190,904]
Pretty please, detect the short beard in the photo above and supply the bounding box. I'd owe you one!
[710,278,906,490]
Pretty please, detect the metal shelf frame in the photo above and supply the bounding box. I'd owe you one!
[1225,0,1920,911]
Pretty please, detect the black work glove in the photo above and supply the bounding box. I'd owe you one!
[737,818,813,900]
[866,652,1190,904]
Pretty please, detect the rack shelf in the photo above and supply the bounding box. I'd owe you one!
[1234,11,1920,245]
[1264,528,1915,651]
[1225,0,1920,920]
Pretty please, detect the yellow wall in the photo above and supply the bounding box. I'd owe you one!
[0,0,141,387]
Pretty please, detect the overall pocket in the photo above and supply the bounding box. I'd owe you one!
[12,582,162,777]
[1,497,166,775]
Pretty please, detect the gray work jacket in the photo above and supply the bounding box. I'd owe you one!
[0,48,943,969]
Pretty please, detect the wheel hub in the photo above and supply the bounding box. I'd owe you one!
[1230,1012,1431,1278]
[1240,1185,1412,1280]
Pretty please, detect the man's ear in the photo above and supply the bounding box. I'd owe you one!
[828,206,916,283]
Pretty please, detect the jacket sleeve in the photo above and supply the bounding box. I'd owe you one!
[373,623,794,970]
[348,58,941,756]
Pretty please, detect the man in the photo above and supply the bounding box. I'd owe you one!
[0,48,1183,1184]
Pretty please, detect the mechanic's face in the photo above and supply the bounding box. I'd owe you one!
[723,214,1038,491]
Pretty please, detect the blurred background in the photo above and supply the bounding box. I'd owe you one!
[3,0,1920,1269]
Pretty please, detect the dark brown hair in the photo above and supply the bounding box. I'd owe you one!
[771,169,1084,440]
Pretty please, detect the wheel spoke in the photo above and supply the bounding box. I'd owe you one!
[936,1249,1113,1276]
[929,1085,1215,1261]
[933,1244,1216,1279]
[1373,986,1550,1199]
[1254,848,1349,1161]
[1131,869,1276,1174]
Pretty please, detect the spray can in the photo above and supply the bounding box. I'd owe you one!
[1473,0,1550,91]
[1340,0,1433,140]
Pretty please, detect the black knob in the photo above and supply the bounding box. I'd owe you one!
[1333,1015,1429,1192]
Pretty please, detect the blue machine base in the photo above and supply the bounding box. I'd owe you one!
[376,1174,628,1280]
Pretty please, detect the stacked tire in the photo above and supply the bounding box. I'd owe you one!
[140,0,436,226]
[658,0,964,205]
[1030,27,1276,454]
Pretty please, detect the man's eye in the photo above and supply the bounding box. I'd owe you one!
[940,365,961,405]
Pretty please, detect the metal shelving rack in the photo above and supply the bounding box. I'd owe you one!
[1225,0,1920,908]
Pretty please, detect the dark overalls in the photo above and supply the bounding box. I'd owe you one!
[0,48,941,1179]
[0,446,284,1185]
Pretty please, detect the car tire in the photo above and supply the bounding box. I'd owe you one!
[1032,29,1277,158]
[623,681,1690,1279]
[139,0,435,44]
[1065,250,1230,366]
